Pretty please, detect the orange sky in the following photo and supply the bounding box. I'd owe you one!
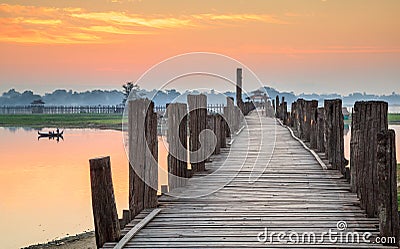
[0,0,399,94]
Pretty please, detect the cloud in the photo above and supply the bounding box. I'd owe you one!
[236,45,400,55]
[193,13,288,24]
[0,3,290,44]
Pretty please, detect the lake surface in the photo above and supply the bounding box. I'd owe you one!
[1,124,399,248]
[0,127,168,249]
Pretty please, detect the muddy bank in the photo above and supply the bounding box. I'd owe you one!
[23,232,96,249]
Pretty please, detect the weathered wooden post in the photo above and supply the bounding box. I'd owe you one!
[272,99,275,113]
[280,96,285,120]
[302,100,318,142]
[188,94,207,172]
[350,101,388,217]
[236,68,244,113]
[310,107,318,149]
[324,99,345,174]
[377,129,399,245]
[128,99,158,218]
[212,114,222,154]
[219,114,227,148]
[295,99,305,138]
[206,114,215,156]
[316,107,325,152]
[266,100,275,118]
[275,96,280,118]
[89,156,121,248]
[234,105,241,131]
[167,103,188,189]
[282,101,288,125]
[290,102,297,128]
[224,97,236,134]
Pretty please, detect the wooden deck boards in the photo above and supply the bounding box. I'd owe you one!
[103,111,397,248]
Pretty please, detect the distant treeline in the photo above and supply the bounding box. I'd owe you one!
[263,87,400,107]
[1,87,400,107]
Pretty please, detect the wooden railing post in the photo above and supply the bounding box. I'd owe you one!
[219,114,227,148]
[167,103,188,190]
[377,129,399,246]
[290,102,297,128]
[275,95,280,118]
[236,68,244,113]
[280,96,285,120]
[266,100,275,118]
[89,156,121,248]
[316,107,325,153]
[224,97,236,134]
[188,94,207,172]
[295,99,305,139]
[282,101,288,125]
[310,106,318,150]
[128,99,158,218]
[324,99,345,174]
[350,101,388,217]
[272,99,275,112]
[211,114,222,155]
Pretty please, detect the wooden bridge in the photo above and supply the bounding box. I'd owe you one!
[89,69,399,248]
[93,108,396,248]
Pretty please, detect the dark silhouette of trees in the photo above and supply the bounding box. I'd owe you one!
[122,82,141,105]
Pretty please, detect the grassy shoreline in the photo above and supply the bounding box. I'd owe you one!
[0,113,123,130]
[0,113,399,129]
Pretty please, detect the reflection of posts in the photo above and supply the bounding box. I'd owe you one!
[128,99,158,218]
[167,103,188,190]
[188,94,207,172]
[89,156,121,248]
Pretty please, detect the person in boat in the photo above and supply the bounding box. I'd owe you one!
[56,128,59,135]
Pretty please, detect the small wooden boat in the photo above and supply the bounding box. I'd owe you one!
[38,130,64,137]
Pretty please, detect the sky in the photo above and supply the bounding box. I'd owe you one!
[0,0,399,95]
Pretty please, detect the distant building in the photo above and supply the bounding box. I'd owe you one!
[342,107,350,120]
[249,89,268,103]
[31,99,45,114]
[248,89,270,108]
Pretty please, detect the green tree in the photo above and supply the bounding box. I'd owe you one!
[122,82,141,105]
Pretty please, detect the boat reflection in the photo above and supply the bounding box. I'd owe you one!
[38,129,64,142]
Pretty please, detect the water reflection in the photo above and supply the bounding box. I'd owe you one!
[0,127,168,248]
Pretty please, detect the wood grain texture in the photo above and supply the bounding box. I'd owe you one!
[103,110,393,248]
[188,94,207,172]
[128,99,158,218]
[377,130,399,246]
[350,101,388,217]
[89,156,120,248]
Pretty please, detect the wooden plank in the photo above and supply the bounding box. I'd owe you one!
[113,208,161,249]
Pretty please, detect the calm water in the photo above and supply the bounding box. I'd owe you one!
[1,124,399,248]
[0,127,168,249]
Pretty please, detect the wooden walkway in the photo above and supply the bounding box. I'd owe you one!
[104,110,396,248]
